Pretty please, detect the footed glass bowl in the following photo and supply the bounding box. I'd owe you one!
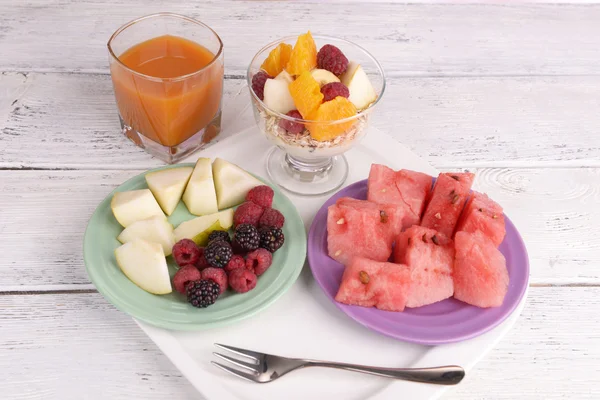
[247,35,386,196]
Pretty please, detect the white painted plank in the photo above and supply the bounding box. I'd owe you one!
[1,2,600,76]
[0,288,598,399]
[0,168,597,290]
[1,72,599,169]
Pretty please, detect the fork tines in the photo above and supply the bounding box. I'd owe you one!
[211,343,262,382]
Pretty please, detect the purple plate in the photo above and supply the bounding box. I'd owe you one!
[307,179,529,345]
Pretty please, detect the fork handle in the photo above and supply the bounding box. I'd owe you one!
[303,361,465,385]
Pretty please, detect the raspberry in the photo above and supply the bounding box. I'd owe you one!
[172,265,202,294]
[201,267,228,295]
[251,71,272,101]
[317,44,349,76]
[224,254,248,273]
[228,268,258,294]
[245,248,273,276]
[246,185,275,208]
[321,82,350,102]
[208,230,230,244]
[259,227,285,253]
[204,240,233,268]
[233,201,264,227]
[172,239,201,267]
[196,247,211,270]
[278,110,304,134]
[233,224,260,252]
[186,279,220,308]
[258,208,285,229]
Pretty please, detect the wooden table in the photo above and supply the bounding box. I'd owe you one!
[1,1,599,398]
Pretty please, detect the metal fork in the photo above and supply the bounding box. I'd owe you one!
[212,343,465,385]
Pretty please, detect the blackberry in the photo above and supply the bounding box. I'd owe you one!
[208,230,230,244]
[186,279,220,308]
[204,240,233,269]
[259,227,285,253]
[233,224,260,252]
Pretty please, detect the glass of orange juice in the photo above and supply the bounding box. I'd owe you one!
[108,13,224,164]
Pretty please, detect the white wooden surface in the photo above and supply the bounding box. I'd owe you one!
[1,1,599,399]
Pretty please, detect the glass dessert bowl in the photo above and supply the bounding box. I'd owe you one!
[247,33,386,196]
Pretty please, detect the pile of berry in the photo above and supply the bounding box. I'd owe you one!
[171,185,286,308]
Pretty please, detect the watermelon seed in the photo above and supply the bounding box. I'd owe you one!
[492,214,498,219]
[335,250,342,257]
[451,175,460,181]
[434,212,442,219]
[380,210,388,223]
[381,188,387,193]
[408,237,412,245]
[451,194,460,204]
[431,235,440,245]
[478,208,483,212]
[359,271,370,284]
[337,218,345,224]
[422,233,428,243]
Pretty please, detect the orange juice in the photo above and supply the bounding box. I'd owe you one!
[110,35,223,147]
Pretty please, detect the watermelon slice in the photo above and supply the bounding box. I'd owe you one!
[335,257,412,312]
[455,191,506,247]
[453,231,509,308]
[393,225,455,308]
[327,198,399,265]
[421,172,475,237]
[367,164,432,230]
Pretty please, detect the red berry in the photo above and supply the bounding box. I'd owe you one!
[196,247,211,270]
[278,110,304,134]
[224,254,248,273]
[317,44,349,76]
[321,82,350,102]
[201,267,228,295]
[258,208,285,229]
[234,201,264,227]
[246,185,275,208]
[173,265,202,294]
[172,239,201,267]
[245,248,273,276]
[228,268,258,293]
[251,71,272,101]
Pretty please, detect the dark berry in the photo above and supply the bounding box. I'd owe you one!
[246,185,275,208]
[228,268,257,293]
[224,254,248,273]
[258,208,285,229]
[233,201,264,227]
[246,248,273,276]
[278,110,304,134]
[201,267,228,294]
[204,240,233,269]
[196,247,210,270]
[208,230,230,244]
[251,71,272,101]
[233,224,260,252]
[259,227,285,253]
[172,239,201,267]
[172,265,202,294]
[321,82,350,102]
[186,279,220,308]
[317,44,349,76]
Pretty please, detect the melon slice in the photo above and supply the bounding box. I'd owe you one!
[111,189,165,228]
[421,172,475,237]
[453,231,509,308]
[212,158,262,210]
[393,225,455,308]
[455,191,506,247]
[336,197,405,237]
[335,257,412,312]
[117,216,175,256]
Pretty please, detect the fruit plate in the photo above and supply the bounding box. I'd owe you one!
[131,118,530,400]
[83,165,307,330]
[307,179,529,345]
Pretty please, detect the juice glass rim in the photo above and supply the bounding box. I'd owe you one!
[107,12,224,83]
[247,34,386,125]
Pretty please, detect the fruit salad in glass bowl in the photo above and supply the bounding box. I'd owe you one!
[247,32,386,196]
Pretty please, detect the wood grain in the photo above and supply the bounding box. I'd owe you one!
[0,168,597,290]
[2,72,600,170]
[1,2,600,76]
[1,288,598,399]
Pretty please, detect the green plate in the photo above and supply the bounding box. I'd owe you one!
[83,164,307,330]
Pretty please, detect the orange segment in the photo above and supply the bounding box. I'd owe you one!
[308,97,358,141]
[288,71,324,119]
[260,43,292,77]
[285,31,317,76]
